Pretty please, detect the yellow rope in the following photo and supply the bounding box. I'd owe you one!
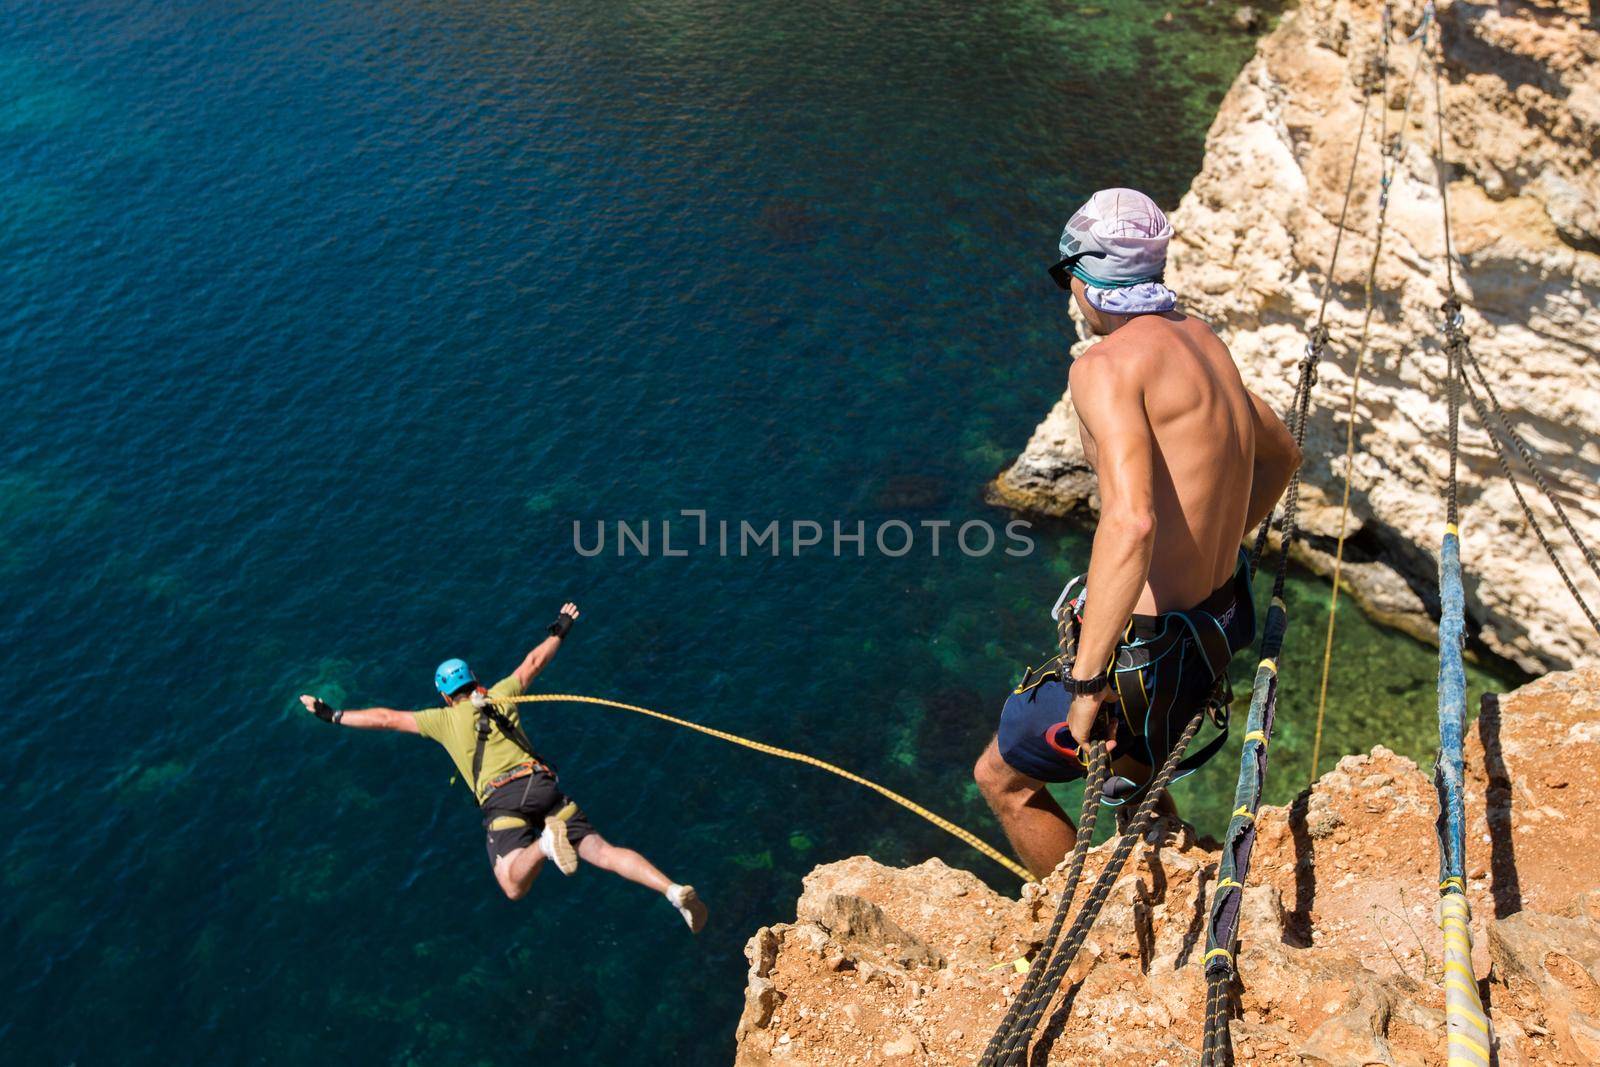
[1311,35,1431,783]
[504,692,1035,883]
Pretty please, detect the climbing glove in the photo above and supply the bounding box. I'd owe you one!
[548,610,577,639]
[308,698,343,725]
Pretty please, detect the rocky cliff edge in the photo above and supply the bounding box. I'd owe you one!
[734,668,1600,1065]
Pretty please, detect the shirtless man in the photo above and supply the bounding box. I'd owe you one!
[974,188,1301,877]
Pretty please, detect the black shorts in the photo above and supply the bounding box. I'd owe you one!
[481,770,595,865]
[998,559,1255,798]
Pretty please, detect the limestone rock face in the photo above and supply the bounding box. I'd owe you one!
[990,0,1600,672]
[733,668,1600,1065]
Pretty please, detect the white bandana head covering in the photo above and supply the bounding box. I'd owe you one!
[1058,188,1177,315]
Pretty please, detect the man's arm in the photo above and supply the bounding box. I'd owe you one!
[298,695,420,733]
[513,601,580,690]
[1064,354,1158,744]
[1244,388,1302,532]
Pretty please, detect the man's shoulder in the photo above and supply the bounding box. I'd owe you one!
[489,675,523,698]
[1069,337,1151,391]
[413,702,457,739]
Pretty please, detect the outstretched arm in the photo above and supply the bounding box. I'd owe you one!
[1065,354,1157,745]
[1244,388,1302,532]
[298,695,420,734]
[513,602,580,690]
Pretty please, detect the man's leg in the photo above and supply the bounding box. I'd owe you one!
[493,844,546,901]
[576,833,673,893]
[579,834,707,932]
[974,735,1078,878]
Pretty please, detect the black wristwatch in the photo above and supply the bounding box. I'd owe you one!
[1064,672,1109,696]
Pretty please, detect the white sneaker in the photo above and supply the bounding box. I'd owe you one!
[667,884,708,934]
[540,816,578,875]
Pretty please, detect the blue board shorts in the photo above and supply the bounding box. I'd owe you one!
[999,559,1255,795]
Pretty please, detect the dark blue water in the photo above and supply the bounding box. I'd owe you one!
[2,2,1513,1062]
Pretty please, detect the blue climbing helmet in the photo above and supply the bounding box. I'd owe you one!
[434,658,476,698]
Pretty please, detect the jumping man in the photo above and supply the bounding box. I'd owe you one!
[975,188,1302,877]
[299,603,707,931]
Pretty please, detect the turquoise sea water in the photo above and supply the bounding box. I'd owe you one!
[2,2,1516,1063]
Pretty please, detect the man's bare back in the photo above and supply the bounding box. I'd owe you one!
[1073,312,1256,613]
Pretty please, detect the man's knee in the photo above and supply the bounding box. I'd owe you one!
[974,741,1027,806]
[496,866,528,900]
[494,852,534,900]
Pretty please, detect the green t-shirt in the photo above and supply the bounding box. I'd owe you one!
[414,675,535,803]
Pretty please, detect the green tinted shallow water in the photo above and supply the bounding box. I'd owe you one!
[3,0,1523,1063]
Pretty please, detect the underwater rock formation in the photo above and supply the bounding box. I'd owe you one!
[990,0,1600,672]
[733,667,1600,1065]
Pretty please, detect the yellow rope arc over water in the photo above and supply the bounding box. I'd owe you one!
[505,692,1035,883]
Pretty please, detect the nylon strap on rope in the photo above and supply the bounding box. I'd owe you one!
[501,693,1032,882]
[1429,25,1492,1066]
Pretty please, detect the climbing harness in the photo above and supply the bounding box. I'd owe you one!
[468,690,551,800]
[1021,571,1246,803]
[1311,3,1434,782]
[498,692,1034,883]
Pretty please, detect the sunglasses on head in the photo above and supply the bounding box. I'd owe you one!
[1047,250,1105,291]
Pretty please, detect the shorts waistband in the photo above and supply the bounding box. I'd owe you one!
[1126,570,1241,641]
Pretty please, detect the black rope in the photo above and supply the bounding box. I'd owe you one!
[1429,9,1463,535]
[1425,12,1599,635]
[1459,375,1600,636]
[976,742,1110,1066]
[1248,43,1376,575]
[982,709,1209,1066]
[1460,346,1600,589]
[1201,969,1233,1067]
[1445,303,1463,530]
